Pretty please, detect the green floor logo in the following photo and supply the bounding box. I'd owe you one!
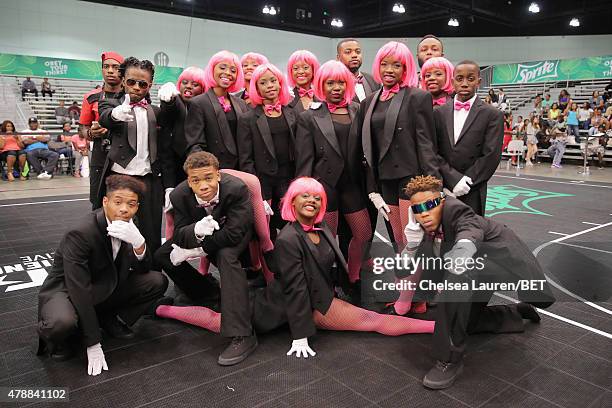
[485,185,573,217]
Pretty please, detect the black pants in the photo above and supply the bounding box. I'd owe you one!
[37,271,168,349]
[42,90,54,98]
[22,89,38,99]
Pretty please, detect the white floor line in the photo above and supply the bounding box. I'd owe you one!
[0,198,88,207]
[555,242,612,255]
[582,222,602,226]
[493,174,612,189]
[548,231,569,236]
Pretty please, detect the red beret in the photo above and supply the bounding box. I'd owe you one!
[101,51,124,64]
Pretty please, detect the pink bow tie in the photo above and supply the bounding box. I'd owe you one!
[429,228,445,241]
[218,96,232,113]
[264,102,282,115]
[300,222,322,233]
[356,74,364,84]
[130,99,148,108]
[433,97,447,106]
[298,87,314,98]
[454,100,471,111]
[381,83,400,100]
[243,90,249,99]
[327,102,348,113]
[197,198,219,209]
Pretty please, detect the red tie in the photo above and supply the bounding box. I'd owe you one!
[218,96,232,112]
[264,102,282,114]
[432,97,447,106]
[327,102,348,113]
[454,100,471,111]
[381,83,400,100]
[130,99,148,108]
[298,87,314,98]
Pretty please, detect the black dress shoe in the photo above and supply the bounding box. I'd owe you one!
[423,360,464,389]
[218,334,258,366]
[517,302,541,323]
[101,316,136,340]
[49,342,74,362]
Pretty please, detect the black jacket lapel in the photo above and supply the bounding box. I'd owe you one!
[313,106,342,157]
[442,101,455,148]
[146,105,157,163]
[255,107,276,159]
[207,90,237,155]
[362,88,381,167]
[378,87,405,162]
[456,97,483,144]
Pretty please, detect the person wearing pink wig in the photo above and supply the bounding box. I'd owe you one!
[286,50,320,115]
[295,60,372,292]
[236,63,297,239]
[155,177,434,362]
[359,41,440,315]
[420,57,454,107]
[184,50,249,169]
[238,52,269,106]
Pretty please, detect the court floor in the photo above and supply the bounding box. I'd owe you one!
[0,173,610,407]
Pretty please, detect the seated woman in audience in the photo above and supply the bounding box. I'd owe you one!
[419,56,454,107]
[286,50,320,115]
[578,102,593,130]
[548,102,561,125]
[0,120,27,181]
[588,108,609,136]
[71,129,90,178]
[48,122,74,160]
[525,117,539,166]
[487,88,498,107]
[589,90,604,109]
[558,89,570,111]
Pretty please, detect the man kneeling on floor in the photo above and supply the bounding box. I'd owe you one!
[36,174,172,376]
[401,175,555,390]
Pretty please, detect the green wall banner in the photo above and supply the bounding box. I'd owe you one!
[492,55,612,85]
[0,53,182,84]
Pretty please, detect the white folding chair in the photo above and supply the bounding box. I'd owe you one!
[506,140,525,176]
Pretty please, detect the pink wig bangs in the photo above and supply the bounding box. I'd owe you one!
[240,52,269,66]
[176,66,206,90]
[280,177,327,224]
[372,41,418,88]
[248,63,292,107]
[286,50,320,88]
[313,60,356,106]
[203,50,244,93]
[420,57,454,94]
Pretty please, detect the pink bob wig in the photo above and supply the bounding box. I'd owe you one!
[420,57,454,94]
[286,50,320,88]
[313,60,355,106]
[240,52,269,67]
[372,41,418,88]
[203,50,244,93]
[248,63,292,107]
[176,66,206,90]
[280,177,327,224]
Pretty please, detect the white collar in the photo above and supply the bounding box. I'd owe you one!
[453,93,477,106]
[194,186,220,206]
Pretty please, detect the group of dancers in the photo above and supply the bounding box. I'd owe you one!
[36,35,555,390]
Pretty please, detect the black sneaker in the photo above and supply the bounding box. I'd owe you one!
[101,315,135,340]
[218,334,258,366]
[50,342,74,362]
[423,360,464,389]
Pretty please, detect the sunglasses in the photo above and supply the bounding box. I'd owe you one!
[411,192,445,215]
[125,78,150,88]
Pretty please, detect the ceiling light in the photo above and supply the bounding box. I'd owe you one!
[331,18,343,28]
[569,18,580,27]
[528,3,540,13]
[262,5,270,14]
[447,18,459,27]
[269,6,277,15]
[393,3,405,14]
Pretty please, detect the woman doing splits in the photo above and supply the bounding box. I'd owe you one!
[420,57,454,107]
[237,63,297,238]
[239,52,269,106]
[295,60,372,285]
[184,50,248,169]
[286,50,320,115]
[155,177,434,360]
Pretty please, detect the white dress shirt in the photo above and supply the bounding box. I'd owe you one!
[453,94,477,144]
[106,218,146,261]
[111,105,151,175]
[194,188,220,216]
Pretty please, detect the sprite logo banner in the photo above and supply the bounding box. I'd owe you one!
[0,53,182,84]
[492,55,612,85]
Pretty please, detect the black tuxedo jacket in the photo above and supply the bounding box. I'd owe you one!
[352,71,380,103]
[295,102,364,188]
[236,105,298,176]
[183,89,249,169]
[288,86,320,116]
[359,86,440,185]
[37,209,152,346]
[170,173,253,255]
[158,96,190,186]
[433,97,504,214]
[275,221,348,339]
[416,197,555,307]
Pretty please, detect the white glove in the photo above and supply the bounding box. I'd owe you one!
[158,82,180,102]
[111,94,134,122]
[404,207,424,249]
[286,338,316,358]
[169,243,206,266]
[368,192,390,221]
[443,239,478,276]
[452,176,473,197]
[107,219,146,248]
[263,200,274,216]
[194,215,220,239]
[164,188,174,212]
[442,187,456,198]
[86,343,108,376]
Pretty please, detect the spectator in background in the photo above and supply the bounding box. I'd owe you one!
[503,112,513,151]
[514,115,524,131]
[589,108,609,135]
[21,117,59,179]
[589,91,603,109]
[565,102,580,143]
[524,118,538,166]
[604,106,612,122]
[548,102,561,124]
[584,124,608,169]
[484,95,492,104]
[537,120,552,150]
[55,100,70,124]
[541,93,552,115]
[548,115,568,169]
[21,77,38,100]
[558,89,571,111]
[71,127,90,178]
[488,89,498,106]
[497,88,508,110]
[578,102,593,130]
[68,101,81,125]
[0,120,27,181]
[416,34,444,68]
[48,122,74,160]
[533,94,542,115]
[41,78,54,99]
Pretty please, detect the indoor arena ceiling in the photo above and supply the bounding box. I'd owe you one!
[83,0,612,37]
